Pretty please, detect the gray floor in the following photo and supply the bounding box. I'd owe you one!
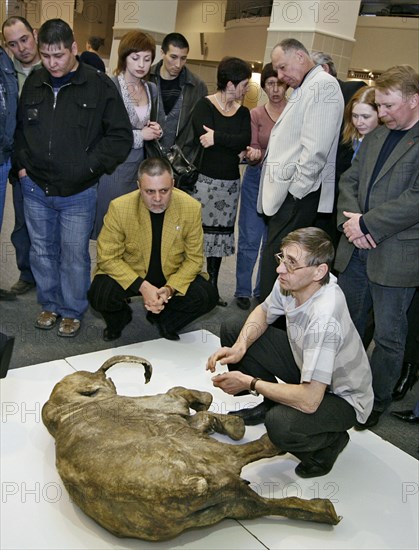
[1,183,418,459]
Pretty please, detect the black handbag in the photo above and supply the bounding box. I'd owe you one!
[166,143,200,192]
[144,94,203,193]
[146,140,201,194]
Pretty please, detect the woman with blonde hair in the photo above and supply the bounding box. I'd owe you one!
[342,86,380,158]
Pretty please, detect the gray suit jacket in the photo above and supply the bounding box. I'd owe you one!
[335,121,419,287]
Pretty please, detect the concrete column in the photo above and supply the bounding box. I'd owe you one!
[24,0,74,29]
[265,0,361,79]
[109,0,179,73]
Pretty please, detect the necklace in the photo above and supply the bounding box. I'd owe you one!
[125,80,142,93]
[214,93,234,113]
[124,77,144,105]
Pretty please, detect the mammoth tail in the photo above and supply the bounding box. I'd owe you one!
[98,355,152,384]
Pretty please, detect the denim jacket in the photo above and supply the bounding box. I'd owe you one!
[0,47,18,165]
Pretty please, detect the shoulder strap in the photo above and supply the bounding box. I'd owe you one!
[110,75,121,94]
[145,80,157,100]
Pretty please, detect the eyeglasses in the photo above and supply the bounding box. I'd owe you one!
[274,252,311,273]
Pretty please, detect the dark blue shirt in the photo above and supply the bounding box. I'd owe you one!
[360,129,408,235]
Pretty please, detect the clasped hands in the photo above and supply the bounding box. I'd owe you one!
[342,211,377,249]
[143,121,162,141]
[140,281,172,314]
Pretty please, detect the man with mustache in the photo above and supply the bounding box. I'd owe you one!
[88,157,217,341]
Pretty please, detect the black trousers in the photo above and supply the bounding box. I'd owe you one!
[221,319,356,461]
[259,189,321,301]
[88,274,218,333]
[405,289,419,364]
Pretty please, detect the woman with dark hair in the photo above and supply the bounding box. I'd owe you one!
[191,57,251,306]
[234,64,288,310]
[80,36,106,72]
[92,31,162,238]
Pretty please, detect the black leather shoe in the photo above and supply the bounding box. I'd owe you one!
[0,289,17,301]
[158,323,180,341]
[103,328,122,342]
[10,279,36,294]
[103,308,132,342]
[392,362,419,401]
[236,297,250,310]
[391,409,419,423]
[146,311,158,324]
[228,402,267,426]
[146,312,180,340]
[295,432,350,478]
[354,409,382,431]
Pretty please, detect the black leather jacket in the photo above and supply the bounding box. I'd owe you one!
[13,62,133,196]
[149,62,207,161]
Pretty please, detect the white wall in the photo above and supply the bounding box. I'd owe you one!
[352,16,419,71]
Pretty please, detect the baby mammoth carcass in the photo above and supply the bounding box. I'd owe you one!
[42,355,341,541]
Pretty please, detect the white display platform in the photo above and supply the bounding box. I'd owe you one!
[1,331,418,550]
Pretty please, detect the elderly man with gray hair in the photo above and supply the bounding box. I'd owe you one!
[257,39,344,300]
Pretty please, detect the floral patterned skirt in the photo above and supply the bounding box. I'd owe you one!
[193,173,240,257]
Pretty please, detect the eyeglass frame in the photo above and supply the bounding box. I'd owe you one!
[274,252,313,273]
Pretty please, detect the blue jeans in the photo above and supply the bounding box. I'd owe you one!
[21,176,96,319]
[338,249,415,411]
[0,158,10,230]
[10,178,35,283]
[235,165,267,298]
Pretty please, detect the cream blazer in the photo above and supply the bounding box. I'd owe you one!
[258,65,344,215]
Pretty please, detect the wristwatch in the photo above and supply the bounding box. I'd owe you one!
[249,377,261,396]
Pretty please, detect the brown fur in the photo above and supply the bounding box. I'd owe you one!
[42,355,340,541]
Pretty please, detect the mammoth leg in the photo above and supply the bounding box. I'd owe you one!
[166,386,213,411]
[188,411,246,441]
[257,495,341,525]
[229,433,285,466]
[181,482,340,532]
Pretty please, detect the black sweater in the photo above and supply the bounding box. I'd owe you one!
[191,98,251,180]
